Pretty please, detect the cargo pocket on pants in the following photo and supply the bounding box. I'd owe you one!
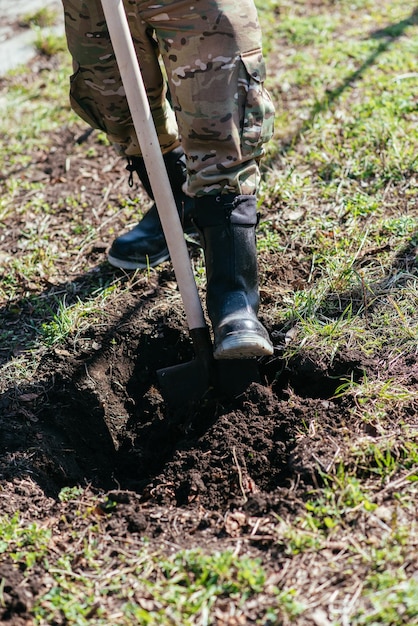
[239,49,275,157]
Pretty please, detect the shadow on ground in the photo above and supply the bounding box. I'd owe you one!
[2,237,416,510]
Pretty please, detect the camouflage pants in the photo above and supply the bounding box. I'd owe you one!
[63,0,275,196]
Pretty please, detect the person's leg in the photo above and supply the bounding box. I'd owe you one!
[192,193,273,359]
[107,147,197,269]
[63,0,178,153]
[146,0,275,197]
[62,0,195,269]
[144,0,275,357]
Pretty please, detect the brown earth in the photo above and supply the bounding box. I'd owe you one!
[0,53,417,624]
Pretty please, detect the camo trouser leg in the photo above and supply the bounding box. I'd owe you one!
[63,0,180,154]
[62,0,275,196]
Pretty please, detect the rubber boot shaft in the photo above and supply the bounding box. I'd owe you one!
[193,194,273,359]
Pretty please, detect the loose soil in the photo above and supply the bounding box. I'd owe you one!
[0,53,417,625]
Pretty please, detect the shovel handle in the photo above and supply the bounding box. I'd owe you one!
[100,0,206,331]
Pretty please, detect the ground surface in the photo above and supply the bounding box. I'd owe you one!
[0,2,417,624]
[0,0,63,75]
[0,121,349,520]
[1,111,415,624]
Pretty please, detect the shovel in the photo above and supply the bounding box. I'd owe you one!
[101,0,260,406]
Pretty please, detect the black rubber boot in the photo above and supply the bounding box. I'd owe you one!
[108,146,197,269]
[193,194,273,359]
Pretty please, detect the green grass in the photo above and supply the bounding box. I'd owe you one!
[32,547,299,625]
[0,505,303,625]
[18,7,67,56]
[34,31,68,57]
[20,8,60,29]
[0,512,52,570]
[257,0,417,375]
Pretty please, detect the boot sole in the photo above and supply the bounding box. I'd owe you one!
[107,248,170,270]
[107,229,199,270]
[214,334,274,360]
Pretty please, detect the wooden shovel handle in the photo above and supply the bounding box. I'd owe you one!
[100,0,206,331]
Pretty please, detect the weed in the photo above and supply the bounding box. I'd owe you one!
[20,8,59,29]
[0,513,51,570]
[354,575,418,624]
[58,487,85,503]
[39,290,115,346]
[32,545,303,625]
[33,31,68,58]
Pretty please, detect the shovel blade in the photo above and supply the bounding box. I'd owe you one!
[157,357,213,407]
[156,326,262,408]
[157,326,214,407]
[157,357,261,408]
